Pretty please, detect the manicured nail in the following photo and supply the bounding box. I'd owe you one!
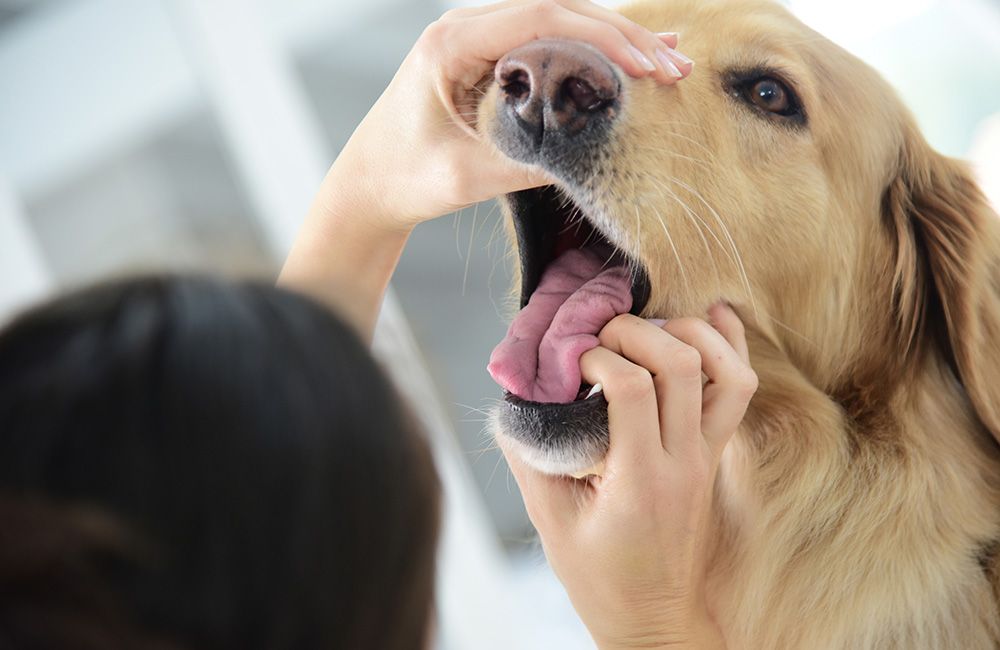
[628,44,657,72]
[669,48,694,67]
[656,32,679,43]
[655,48,683,78]
[646,318,668,328]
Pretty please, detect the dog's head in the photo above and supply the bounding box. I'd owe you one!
[478,0,1000,475]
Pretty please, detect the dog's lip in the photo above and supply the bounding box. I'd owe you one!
[503,385,604,406]
[502,387,608,414]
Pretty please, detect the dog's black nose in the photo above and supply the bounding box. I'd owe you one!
[495,39,620,147]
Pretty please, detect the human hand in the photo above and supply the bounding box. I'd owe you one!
[319,0,694,232]
[502,304,756,650]
[283,0,692,338]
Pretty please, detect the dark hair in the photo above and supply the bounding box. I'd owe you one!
[0,276,440,650]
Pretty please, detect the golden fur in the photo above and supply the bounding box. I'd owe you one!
[479,0,1000,646]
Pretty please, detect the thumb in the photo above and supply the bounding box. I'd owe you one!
[504,158,551,194]
[466,137,552,201]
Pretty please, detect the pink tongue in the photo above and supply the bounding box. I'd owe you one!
[488,248,633,403]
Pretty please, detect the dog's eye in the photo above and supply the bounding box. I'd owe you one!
[748,79,791,114]
[728,72,806,124]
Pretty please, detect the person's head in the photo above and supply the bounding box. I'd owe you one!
[0,276,440,650]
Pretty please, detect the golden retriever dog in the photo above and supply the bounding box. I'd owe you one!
[476,0,1000,647]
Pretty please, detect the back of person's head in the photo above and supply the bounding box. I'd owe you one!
[0,276,440,650]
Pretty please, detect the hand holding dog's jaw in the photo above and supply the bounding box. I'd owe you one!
[501,308,752,649]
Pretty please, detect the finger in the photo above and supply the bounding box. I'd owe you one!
[438,0,687,82]
[656,31,680,49]
[699,382,753,456]
[435,0,535,19]
[440,137,551,206]
[441,0,679,52]
[708,302,749,363]
[471,138,554,195]
[498,435,582,532]
[436,2,667,80]
[578,345,663,470]
[595,315,704,460]
[661,316,758,454]
[664,46,694,77]
[553,0,689,82]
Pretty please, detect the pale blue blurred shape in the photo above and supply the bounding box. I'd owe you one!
[790,0,1000,157]
[0,0,198,195]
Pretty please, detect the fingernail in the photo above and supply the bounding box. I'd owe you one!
[646,318,668,328]
[628,44,656,72]
[656,31,679,42]
[655,48,683,78]
[669,48,694,67]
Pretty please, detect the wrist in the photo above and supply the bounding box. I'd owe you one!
[317,152,415,239]
[279,155,415,341]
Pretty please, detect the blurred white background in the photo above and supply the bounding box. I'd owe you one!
[1,0,997,648]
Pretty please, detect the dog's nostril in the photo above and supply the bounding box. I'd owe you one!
[494,39,619,151]
[562,77,604,113]
[502,69,532,102]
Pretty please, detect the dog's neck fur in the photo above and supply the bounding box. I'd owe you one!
[709,323,1000,648]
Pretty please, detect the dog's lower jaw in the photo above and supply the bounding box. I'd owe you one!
[490,403,608,477]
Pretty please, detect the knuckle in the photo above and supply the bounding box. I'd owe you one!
[667,345,702,378]
[616,312,642,327]
[419,19,450,48]
[530,0,561,18]
[609,366,654,399]
[596,22,626,47]
[735,366,759,397]
[598,313,636,341]
[437,7,464,22]
[668,316,709,336]
[620,19,650,42]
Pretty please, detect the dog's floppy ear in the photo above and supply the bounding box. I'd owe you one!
[885,124,1000,445]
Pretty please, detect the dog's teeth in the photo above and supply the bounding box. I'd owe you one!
[585,383,604,399]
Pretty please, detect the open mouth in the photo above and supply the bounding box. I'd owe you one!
[488,186,651,407]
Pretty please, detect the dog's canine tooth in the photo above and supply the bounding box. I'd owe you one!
[585,383,604,399]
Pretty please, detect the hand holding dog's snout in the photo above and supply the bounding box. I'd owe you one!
[316,0,693,229]
[287,0,691,337]
[503,304,754,650]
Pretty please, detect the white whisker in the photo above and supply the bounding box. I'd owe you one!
[642,178,721,295]
[765,312,817,346]
[645,174,733,266]
[666,176,759,318]
[633,144,713,171]
[661,130,718,160]
[640,202,689,294]
[462,200,480,296]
